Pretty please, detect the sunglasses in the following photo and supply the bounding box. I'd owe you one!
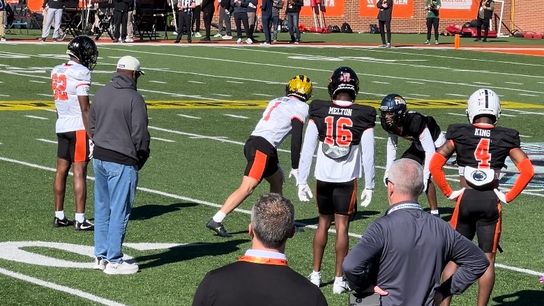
[385,178,394,185]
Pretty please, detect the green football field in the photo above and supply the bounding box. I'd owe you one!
[0,40,543,305]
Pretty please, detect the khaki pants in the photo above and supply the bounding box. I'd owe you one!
[0,11,6,38]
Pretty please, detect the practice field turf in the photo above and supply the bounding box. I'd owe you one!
[0,41,543,305]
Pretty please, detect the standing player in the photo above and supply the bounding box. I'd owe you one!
[429,88,534,306]
[379,94,445,217]
[206,75,313,237]
[52,36,98,230]
[297,66,376,294]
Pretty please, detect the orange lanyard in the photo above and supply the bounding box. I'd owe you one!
[239,255,288,266]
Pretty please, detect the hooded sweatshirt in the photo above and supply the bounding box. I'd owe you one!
[91,72,150,169]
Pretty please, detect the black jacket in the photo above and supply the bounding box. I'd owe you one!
[377,0,393,21]
[284,0,302,13]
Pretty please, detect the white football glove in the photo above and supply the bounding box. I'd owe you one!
[297,184,313,202]
[494,188,508,205]
[288,168,299,183]
[88,139,95,159]
[360,189,373,207]
[448,188,465,201]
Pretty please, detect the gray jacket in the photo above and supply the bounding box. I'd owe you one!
[343,202,489,306]
[90,73,150,168]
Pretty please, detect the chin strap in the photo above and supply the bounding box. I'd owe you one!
[506,158,534,203]
[429,152,452,197]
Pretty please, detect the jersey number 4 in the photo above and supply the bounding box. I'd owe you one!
[474,138,491,168]
[324,116,353,146]
[51,73,68,101]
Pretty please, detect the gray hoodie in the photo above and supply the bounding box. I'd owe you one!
[91,72,150,168]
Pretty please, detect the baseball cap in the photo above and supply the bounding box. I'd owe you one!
[116,56,145,75]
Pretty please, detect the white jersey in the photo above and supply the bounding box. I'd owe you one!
[52,60,91,133]
[251,96,309,148]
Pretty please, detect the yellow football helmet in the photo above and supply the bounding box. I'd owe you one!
[286,75,313,102]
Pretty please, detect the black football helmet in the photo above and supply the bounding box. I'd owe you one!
[67,36,98,71]
[379,94,408,132]
[327,66,359,100]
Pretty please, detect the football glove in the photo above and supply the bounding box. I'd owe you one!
[88,139,94,159]
[448,188,465,201]
[297,184,313,202]
[494,188,508,205]
[360,189,373,207]
[288,168,299,183]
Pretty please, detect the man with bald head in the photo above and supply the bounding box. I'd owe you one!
[90,55,150,275]
[343,158,488,306]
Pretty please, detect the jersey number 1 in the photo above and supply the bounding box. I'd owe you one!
[474,138,491,168]
[51,73,68,101]
[324,116,353,146]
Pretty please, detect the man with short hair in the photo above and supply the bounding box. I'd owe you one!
[193,193,327,306]
[343,158,489,306]
[51,36,98,231]
[90,55,150,275]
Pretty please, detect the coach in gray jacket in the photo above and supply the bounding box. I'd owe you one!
[343,158,488,306]
[90,55,150,275]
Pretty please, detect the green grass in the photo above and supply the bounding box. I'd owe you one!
[0,42,543,305]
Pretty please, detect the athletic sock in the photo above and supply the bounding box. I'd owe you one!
[55,211,65,220]
[213,211,226,223]
[75,213,85,223]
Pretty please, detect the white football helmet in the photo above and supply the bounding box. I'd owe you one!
[466,89,501,125]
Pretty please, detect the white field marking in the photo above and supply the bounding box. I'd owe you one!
[494,264,542,276]
[252,93,274,97]
[151,137,175,143]
[177,114,201,119]
[506,109,544,116]
[500,113,516,117]
[473,81,492,85]
[445,93,466,97]
[189,136,228,139]
[374,136,386,140]
[224,113,249,119]
[504,81,524,85]
[37,138,57,144]
[226,80,244,84]
[406,81,425,85]
[408,93,430,97]
[447,113,465,117]
[124,242,187,250]
[29,80,46,84]
[372,81,390,85]
[518,93,539,97]
[0,94,10,97]
[38,94,52,97]
[148,126,248,147]
[212,93,232,97]
[519,134,532,138]
[25,115,48,120]
[188,80,205,84]
[1,155,543,277]
[149,80,167,84]
[0,267,126,306]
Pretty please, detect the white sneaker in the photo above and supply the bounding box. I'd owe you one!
[124,38,134,43]
[94,257,107,271]
[222,35,232,40]
[386,43,391,48]
[194,32,202,38]
[213,33,222,38]
[104,261,139,275]
[0,38,6,42]
[259,42,270,46]
[308,271,321,287]
[236,38,242,44]
[332,277,349,294]
[246,38,253,44]
[435,40,439,45]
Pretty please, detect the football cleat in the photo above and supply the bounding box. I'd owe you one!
[332,277,350,294]
[379,93,408,132]
[286,75,313,102]
[75,219,94,231]
[308,271,321,287]
[54,217,74,227]
[206,219,232,237]
[66,36,99,71]
[466,88,501,125]
[327,66,359,100]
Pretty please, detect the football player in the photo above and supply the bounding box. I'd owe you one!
[296,66,376,294]
[429,88,534,306]
[51,36,98,231]
[206,75,313,237]
[379,94,446,217]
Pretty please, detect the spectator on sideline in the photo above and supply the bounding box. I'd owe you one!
[193,193,328,306]
[51,36,98,231]
[125,0,136,42]
[201,0,215,40]
[90,56,150,275]
[192,0,202,37]
[271,0,283,42]
[260,0,272,45]
[343,158,489,306]
[285,0,302,44]
[246,0,257,43]
[425,0,440,45]
[0,0,7,42]
[430,88,534,306]
[40,0,65,42]
[376,0,393,48]
[475,0,494,42]
[215,0,233,39]
[175,0,196,43]
[231,0,251,44]
[297,66,376,294]
[206,75,312,237]
[379,94,445,217]
[113,0,130,42]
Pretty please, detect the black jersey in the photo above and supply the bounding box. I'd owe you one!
[309,100,376,147]
[446,123,520,169]
[385,111,442,143]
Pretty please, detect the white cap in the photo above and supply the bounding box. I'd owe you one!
[116,56,144,74]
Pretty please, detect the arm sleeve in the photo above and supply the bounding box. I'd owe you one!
[505,158,534,202]
[290,118,304,169]
[131,96,151,168]
[419,127,436,183]
[385,134,398,174]
[343,222,385,293]
[361,127,375,189]
[429,152,453,197]
[297,120,318,186]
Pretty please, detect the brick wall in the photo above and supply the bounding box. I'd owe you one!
[511,1,544,33]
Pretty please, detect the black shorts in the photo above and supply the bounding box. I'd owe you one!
[243,136,279,181]
[401,142,425,165]
[450,188,501,253]
[315,179,358,216]
[57,130,89,163]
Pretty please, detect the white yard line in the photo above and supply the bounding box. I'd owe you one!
[224,113,249,119]
[506,110,544,116]
[372,81,390,85]
[504,81,524,85]
[252,93,274,97]
[149,80,167,84]
[447,112,465,117]
[25,115,48,120]
[36,138,57,144]
[151,137,175,143]
[29,80,46,84]
[406,81,425,85]
[445,93,466,97]
[177,114,202,119]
